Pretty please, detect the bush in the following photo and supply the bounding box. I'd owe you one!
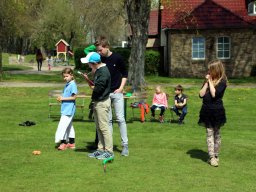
[145,50,160,75]
[74,47,88,70]
[74,47,160,75]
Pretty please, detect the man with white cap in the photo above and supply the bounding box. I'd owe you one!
[80,52,113,160]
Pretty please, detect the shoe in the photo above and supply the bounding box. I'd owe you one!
[208,157,218,167]
[159,116,164,123]
[178,120,183,125]
[88,150,104,158]
[121,145,129,156]
[215,156,219,163]
[66,143,76,149]
[96,151,114,160]
[58,143,67,150]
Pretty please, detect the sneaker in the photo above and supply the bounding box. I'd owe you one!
[178,119,183,125]
[88,150,103,158]
[208,157,218,167]
[66,143,76,149]
[58,143,67,150]
[121,145,129,156]
[96,151,114,160]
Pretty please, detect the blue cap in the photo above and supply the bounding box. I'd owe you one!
[80,52,101,64]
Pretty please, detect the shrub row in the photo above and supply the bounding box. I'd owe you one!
[74,47,160,75]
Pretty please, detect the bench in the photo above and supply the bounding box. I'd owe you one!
[48,90,89,119]
[129,91,149,122]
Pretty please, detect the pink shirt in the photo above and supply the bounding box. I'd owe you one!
[152,93,168,108]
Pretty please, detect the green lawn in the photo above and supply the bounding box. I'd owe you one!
[0,85,256,192]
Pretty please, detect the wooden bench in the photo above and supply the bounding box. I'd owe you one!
[48,90,89,119]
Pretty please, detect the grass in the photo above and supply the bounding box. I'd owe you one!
[0,85,256,192]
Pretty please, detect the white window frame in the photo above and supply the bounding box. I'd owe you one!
[216,36,231,59]
[192,37,205,60]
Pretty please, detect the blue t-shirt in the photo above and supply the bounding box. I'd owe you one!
[61,80,78,116]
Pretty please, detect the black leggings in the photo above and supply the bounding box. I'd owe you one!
[151,105,165,116]
[37,59,43,71]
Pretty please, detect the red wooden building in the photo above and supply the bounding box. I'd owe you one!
[55,39,70,61]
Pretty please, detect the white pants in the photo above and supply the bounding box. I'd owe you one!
[55,115,75,143]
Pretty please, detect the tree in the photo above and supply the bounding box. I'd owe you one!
[125,0,151,90]
[0,0,20,79]
[73,0,126,45]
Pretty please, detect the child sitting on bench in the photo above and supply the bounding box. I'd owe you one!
[150,85,168,123]
[171,85,187,124]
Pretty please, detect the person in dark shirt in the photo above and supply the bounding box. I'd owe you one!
[94,36,129,156]
[81,52,113,160]
[198,60,227,167]
[171,85,187,124]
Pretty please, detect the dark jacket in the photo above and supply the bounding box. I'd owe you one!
[91,64,111,102]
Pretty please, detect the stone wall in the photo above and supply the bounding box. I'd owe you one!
[167,29,256,78]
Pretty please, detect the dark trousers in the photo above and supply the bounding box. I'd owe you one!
[37,59,43,71]
[151,105,165,117]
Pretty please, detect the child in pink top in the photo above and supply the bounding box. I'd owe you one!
[151,86,168,122]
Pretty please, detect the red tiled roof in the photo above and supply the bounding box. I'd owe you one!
[148,9,159,35]
[161,0,256,29]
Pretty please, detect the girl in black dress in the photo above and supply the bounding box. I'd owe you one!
[198,60,227,167]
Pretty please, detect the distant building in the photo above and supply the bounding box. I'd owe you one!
[149,0,256,77]
[55,39,70,61]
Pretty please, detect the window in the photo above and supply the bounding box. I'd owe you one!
[248,1,256,15]
[192,37,205,60]
[217,37,230,59]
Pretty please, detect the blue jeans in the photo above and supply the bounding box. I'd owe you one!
[109,93,128,146]
[172,106,187,121]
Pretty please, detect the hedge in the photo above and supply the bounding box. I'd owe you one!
[74,47,160,75]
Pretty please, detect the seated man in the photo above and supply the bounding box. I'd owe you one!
[171,85,187,124]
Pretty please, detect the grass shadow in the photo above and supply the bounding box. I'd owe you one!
[75,142,97,153]
[3,65,33,71]
[75,142,121,153]
[186,149,208,162]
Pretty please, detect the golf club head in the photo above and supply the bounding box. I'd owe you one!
[77,71,83,75]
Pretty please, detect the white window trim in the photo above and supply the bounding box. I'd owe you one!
[192,37,205,60]
[216,36,231,59]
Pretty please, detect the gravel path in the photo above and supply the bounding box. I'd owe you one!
[1,60,255,88]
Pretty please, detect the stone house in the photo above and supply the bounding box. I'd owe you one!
[159,0,256,77]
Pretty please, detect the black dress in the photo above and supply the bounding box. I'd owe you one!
[198,79,227,128]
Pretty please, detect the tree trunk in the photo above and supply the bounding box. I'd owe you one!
[0,45,2,81]
[125,0,151,91]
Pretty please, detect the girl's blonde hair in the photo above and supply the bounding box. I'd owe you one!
[155,85,163,93]
[208,60,227,86]
[62,68,74,80]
